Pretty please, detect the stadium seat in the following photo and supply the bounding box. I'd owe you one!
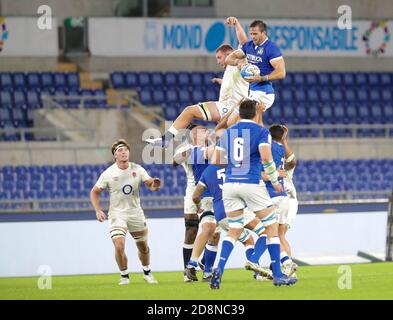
[13,73,26,89]
[111,72,124,89]
[355,73,367,87]
[163,105,179,121]
[190,72,203,87]
[0,90,13,109]
[151,72,164,87]
[54,73,67,89]
[380,73,392,87]
[164,72,177,88]
[13,90,27,109]
[318,73,331,86]
[26,73,41,89]
[124,72,138,88]
[67,73,80,89]
[178,72,190,87]
[41,73,54,90]
[139,90,153,105]
[368,73,379,87]
[152,89,165,105]
[138,72,150,88]
[0,73,13,89]
[165,88,178,104]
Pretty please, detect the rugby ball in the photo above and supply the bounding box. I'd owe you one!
[240,64,260,79]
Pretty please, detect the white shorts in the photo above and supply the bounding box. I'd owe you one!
[109,209,146,233]
[184,196,213,214]
[222,183,273,213]
[277,196,298,229]
[249,91,275,110]
[198,101,234,121]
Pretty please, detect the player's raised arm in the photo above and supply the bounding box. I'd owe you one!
[90,186,107,222]
[226,16,248,46]
[281,125,296,170]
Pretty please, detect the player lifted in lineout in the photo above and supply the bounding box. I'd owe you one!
[145,17,249,148]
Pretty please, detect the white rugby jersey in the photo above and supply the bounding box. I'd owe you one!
[95,162,151,216]
[219,65,249,106]
[284,167,297,199]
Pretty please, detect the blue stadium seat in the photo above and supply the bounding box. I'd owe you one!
[308,105,320,124]
[111,72,124,89]
[202,72,216,86]
[152,89,165,105]
[67,88,81,108]
[13,90,27,109]
[368,73,379,86]
[343,73,355,86]
[0,90,13,109]
[305,73,318,87]
[94,89,107,108]
[205,88,217,101]
[319,89,331,103]
[294,88,306,102]
[357,90,368,103]
[334,102,346,124]
[26,73,41,89]
[281,88,293,102]
[332,89,343,102]
[67,73,80,89]
[331,73,343,86]
[381,88,392,102]
[139,90,153,105]
[163,105,179,121]
[190,72,203,87]
[383,103,393,122]
[151,72,164,87]
[307,89,319,102]
[318,73,330,86]
[41,73,54,89]
[178,89,191,105]
[164,72,177,87]
[358,104,370,123]
[80,89,95,108]
[293,73,305,86]
[13,73,26,89]
[191,88,205,103]
[344,89,356,102]
[165,88,178,104]
[380,73,392,87]
[320,104,333,123]
[54,73,67,89]
[138,72,150,88]
[355,73,367,87]
[0,73,13,89]
[369,90,381,102]
[124,72,138,88]
[178,72,190,87]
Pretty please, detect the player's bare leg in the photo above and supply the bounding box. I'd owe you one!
[145,102,221,147]
[278,224,297,277]
[183,213,199,281]
[185,220,216,281]
[131,228,158,284]
[112,230,129,285]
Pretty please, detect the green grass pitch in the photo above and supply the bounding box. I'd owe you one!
[1,263,392,300]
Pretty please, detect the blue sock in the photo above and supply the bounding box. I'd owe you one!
[249,235,267,263]
[267,237,283,278]
[204,245,217,273]
[217,237,235,275]
[187,259,198,268]
[281,256,290,264]
[245,246,254,261]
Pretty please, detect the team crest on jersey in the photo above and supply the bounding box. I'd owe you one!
[257,48,264,55]
[132,172,136,177]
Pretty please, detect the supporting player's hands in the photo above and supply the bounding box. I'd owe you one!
[244,75,262,83]
[281,125,289,141]
[225,17,239,26]
[278,169,288,178]
[96,209,107,222]
[273,183,283,194]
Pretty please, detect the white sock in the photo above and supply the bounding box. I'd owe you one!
[120,269,129,276]
[168,125,179,136]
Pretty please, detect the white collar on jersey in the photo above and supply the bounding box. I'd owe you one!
[239,119,257,124]
[254,37,269,50]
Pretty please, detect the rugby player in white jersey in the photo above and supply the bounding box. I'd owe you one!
[278,125,299,277]
[145,17,249,148]
[90,139,161,285]
[172,125,214,281]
